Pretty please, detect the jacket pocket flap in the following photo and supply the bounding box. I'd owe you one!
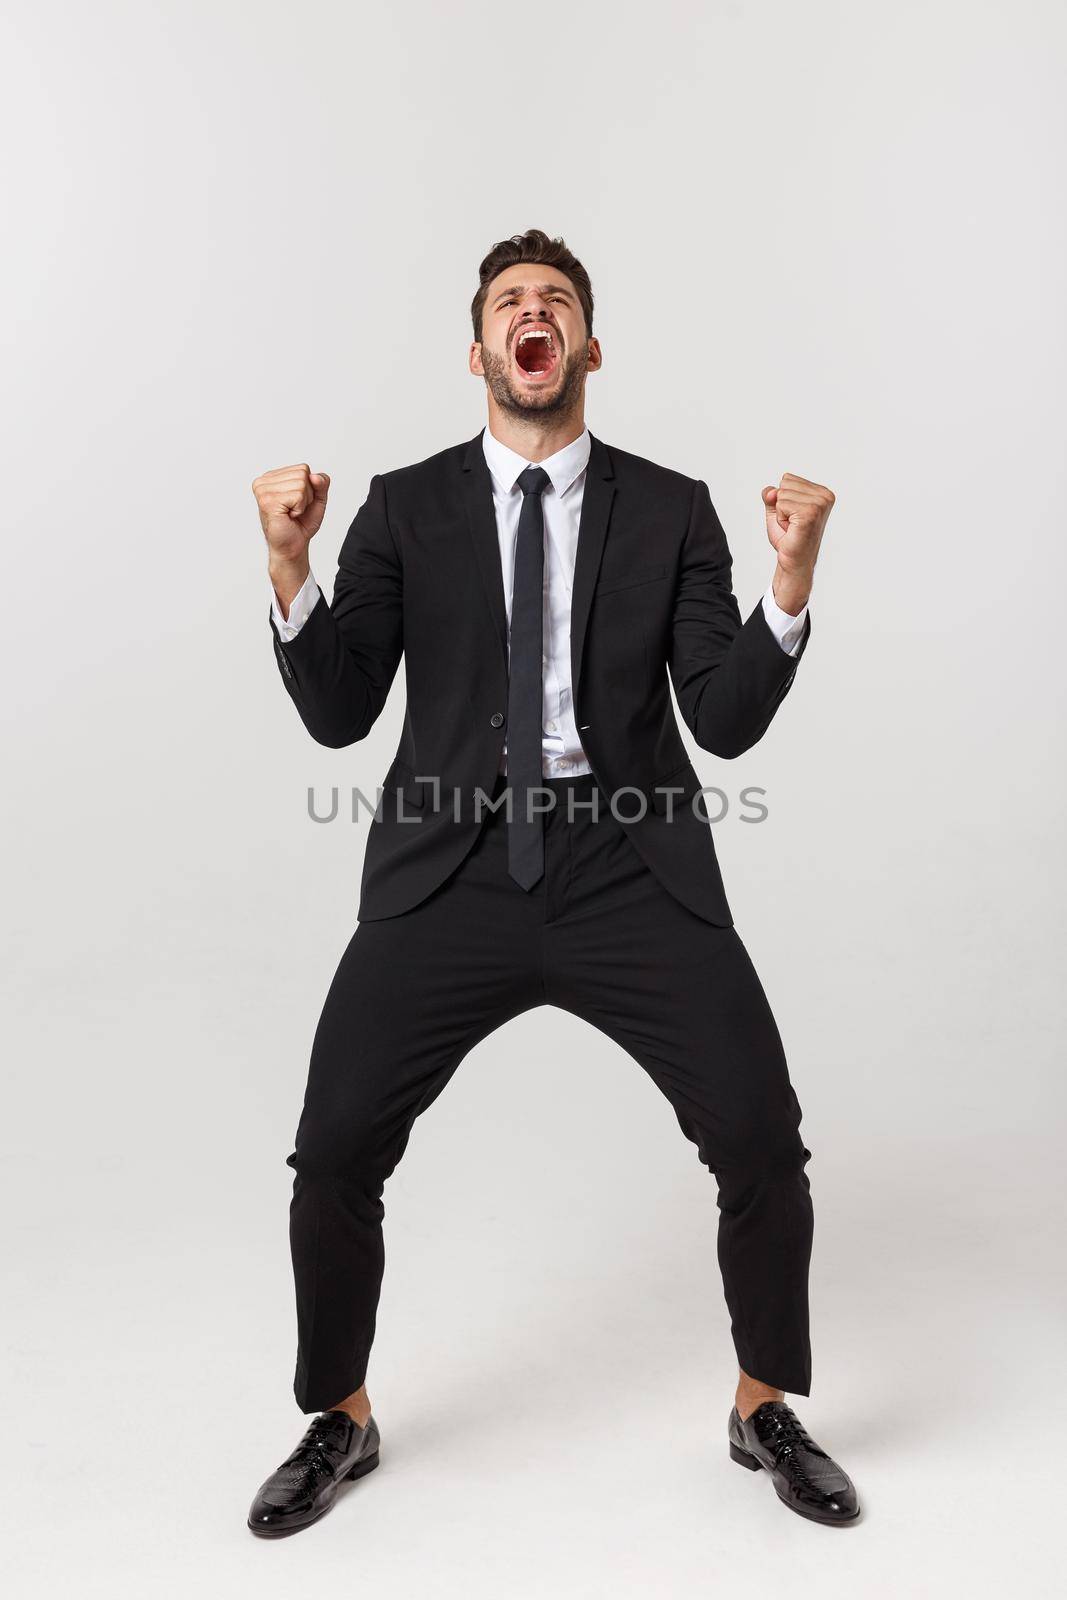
[647,761,702,814]
[594,562,668,596]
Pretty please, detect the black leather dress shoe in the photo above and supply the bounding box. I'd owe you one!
[247,1410,381,1538]
[728,1401,860,1525]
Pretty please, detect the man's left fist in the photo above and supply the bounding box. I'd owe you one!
[762,472,835,576]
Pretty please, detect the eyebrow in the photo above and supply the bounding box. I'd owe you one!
[491,282,576,305]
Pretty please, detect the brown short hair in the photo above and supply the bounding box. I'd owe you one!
[471,229,594,343]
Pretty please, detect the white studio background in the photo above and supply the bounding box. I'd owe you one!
[2,1,1064,1594]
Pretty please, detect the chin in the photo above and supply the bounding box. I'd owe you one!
[507,368,576,413]
[511,385,561,410]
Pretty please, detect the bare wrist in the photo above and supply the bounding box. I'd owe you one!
[771,564,813,617]
[269,554,311,617]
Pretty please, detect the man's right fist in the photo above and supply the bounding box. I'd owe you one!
[252,464,331,563]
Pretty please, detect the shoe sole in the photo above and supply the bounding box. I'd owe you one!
[728,1442,861,1526]
[247,1450,381,1539]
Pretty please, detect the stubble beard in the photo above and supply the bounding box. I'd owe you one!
[480,341,588,421]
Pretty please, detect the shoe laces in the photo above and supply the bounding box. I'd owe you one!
[763,1404,812,1451]
[284,1414,350,1486]
[757,1404,825,1486]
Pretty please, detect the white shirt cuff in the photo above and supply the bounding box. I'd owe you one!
[761,582,808,657]
[271,570,321,642]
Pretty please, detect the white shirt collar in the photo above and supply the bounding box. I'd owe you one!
[481,423,591,499]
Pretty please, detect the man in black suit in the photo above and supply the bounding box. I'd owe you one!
[247,229,860,1535]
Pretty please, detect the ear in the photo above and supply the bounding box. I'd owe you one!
[586,336,603,371]
[469,341,484,376]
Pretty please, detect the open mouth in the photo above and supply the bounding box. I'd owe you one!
[512,326,561,382]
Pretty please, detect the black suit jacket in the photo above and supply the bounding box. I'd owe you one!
[269,428,810,925]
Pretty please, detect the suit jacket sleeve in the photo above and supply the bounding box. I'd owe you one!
[268,473,403,747]
[669,478,811,759]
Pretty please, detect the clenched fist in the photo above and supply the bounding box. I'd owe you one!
[761,472,836,616]
[253,463,330,613]
[253,463,331,560]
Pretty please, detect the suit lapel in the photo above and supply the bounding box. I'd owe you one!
[459,426,617,689]
[570,431,616,696]
[461,429,509,667]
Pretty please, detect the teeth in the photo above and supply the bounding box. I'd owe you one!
[518,329,554,346]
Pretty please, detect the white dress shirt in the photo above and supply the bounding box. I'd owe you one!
[271,426,808,776]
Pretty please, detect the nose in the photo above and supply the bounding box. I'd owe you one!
[519,294,552,322]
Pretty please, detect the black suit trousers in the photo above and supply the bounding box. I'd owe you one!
[286,775,814,1410]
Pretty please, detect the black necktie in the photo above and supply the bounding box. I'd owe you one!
[507,465,551,890]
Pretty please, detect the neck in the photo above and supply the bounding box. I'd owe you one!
[484,398,586,463]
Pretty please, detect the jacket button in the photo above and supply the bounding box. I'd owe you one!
[490,712,505,728]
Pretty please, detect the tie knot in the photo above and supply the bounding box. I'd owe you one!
[517,465,550,497]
